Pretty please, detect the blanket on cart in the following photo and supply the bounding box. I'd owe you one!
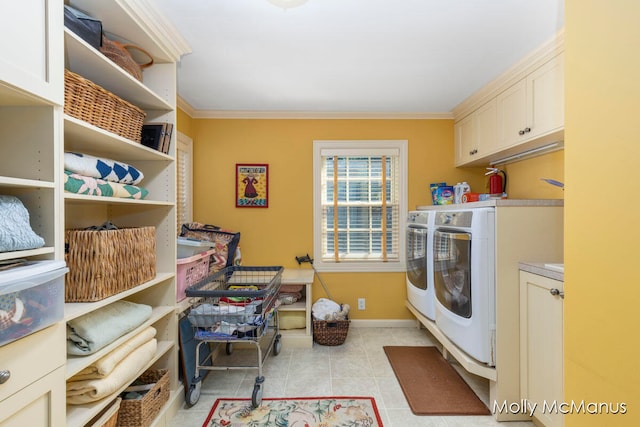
[69,326,157,381]
[67,301,152,355]
[66,338,157,404]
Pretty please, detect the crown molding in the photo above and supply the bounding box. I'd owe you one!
[452,28,565,120]
[186,109,454,120]
[177,96,196,118]
[119,0,192,61]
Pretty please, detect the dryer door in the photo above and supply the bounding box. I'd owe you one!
[434,229,472,318]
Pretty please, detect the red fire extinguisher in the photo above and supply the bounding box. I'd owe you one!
[485,168,507,195]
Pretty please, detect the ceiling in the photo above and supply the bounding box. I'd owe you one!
[152,0,564,117]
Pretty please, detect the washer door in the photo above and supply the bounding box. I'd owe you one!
[406,226,427,290]
[434,229,471,318]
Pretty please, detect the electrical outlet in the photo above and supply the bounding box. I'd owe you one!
[358,298,365,310]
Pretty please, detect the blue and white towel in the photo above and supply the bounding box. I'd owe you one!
[64,152,144,185]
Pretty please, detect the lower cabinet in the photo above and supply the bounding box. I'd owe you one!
[520,270,564,427]
[0,323,66,426]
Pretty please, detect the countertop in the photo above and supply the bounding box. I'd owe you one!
[416,199,564,211]
[519,262,564,281]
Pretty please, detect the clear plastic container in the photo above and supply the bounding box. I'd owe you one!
[0,260,68,347]
[177,237,214,259]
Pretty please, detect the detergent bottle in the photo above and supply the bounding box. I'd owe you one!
[454,182,471,204]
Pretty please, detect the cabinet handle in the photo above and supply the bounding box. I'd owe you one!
[469,149,478,155]
[524,127,531,133]
[518,129,525,136]
[0,370,10,385]
[550,288,564,299]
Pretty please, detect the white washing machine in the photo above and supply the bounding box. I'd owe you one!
[433,207,496,366]
[406,210,436,320]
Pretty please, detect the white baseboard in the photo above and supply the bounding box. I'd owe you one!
[349,319,420,328]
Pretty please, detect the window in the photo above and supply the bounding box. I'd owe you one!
[313,140,407,272]
[176,131,193,234]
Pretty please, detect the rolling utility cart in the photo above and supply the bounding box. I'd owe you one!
[184,266,284,407]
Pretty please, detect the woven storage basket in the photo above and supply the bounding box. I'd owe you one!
[64,69,146,142]
[117,369,169,427]
[86,397,121,427]
[65,226,156,302]
[312,316,350,346]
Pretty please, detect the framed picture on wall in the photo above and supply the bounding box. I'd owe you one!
[236,163,269,208]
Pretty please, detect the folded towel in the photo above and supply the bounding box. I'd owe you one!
[69,326,157,381]
[66,338,157,404]
[67,301,152,356]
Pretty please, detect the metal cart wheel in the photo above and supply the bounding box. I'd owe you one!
[226,342,233,355]
[272,334,282,356]
[186,380,202,407]
[252,376,265,407]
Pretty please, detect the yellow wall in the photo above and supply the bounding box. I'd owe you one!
[565,1,640,425]
[503,150,564,199]
[178,114,565,320]
[188,118,489,319]
[176,107,194,139]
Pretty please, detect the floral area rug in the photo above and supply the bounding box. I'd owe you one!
[203,396,384,427]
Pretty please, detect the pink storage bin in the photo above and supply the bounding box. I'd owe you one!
[176,248,215,302]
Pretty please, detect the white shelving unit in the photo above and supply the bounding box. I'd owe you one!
[61,1,189,425]
[0,1,65,424]
[1,1,189,425]
[279,269,314,348]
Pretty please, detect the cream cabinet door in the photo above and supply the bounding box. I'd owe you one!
[0,366,65,427]
[454,113,477,166]
[526,52,565,141]
[496,79,527,150]
[0,0,63,104]
[455,99,497,167]
[520,271,564,427]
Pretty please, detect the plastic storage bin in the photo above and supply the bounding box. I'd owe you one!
[177,237,214,259]
[176,248,216,302]
[0,260,68,347]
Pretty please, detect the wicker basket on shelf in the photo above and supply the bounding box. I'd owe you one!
[64,226,156,302]
[64,69,146,142]
[117,369,169,427]
[86,397,121,427]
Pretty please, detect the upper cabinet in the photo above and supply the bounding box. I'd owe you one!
[455,98,497,166]
[0,0,64,105]
[453,31,564,167]
[496,52,565,152]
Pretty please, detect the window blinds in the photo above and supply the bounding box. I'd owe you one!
[320,149,400,263]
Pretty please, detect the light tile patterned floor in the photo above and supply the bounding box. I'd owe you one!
[168,326,535,427]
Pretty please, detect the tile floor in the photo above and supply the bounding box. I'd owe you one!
[169,326,535,427]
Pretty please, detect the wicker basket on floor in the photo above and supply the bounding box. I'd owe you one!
[312,316,350,346]
[64,69,146,142]
[65,226,156,302]
[117,369,169,427]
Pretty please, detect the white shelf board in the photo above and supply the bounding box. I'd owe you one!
[0,176,55,189]
[64,29,172,111]
[0,247,55,261]
[64,272,175,322]
[64,192,174,207]
[64,115,172,161]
